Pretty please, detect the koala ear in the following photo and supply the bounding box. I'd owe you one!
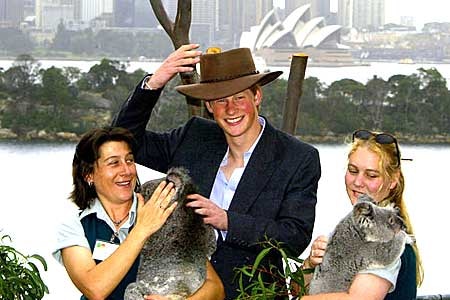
[354,201,373,217]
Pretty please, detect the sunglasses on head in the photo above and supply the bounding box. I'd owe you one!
[352,129,402,167]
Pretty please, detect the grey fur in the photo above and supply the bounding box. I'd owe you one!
[308,195,407,294]
[124,167,216,300]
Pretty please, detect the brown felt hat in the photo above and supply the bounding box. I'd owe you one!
[175,48,282,101]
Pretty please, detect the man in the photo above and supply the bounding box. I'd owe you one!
[113,44,321,299]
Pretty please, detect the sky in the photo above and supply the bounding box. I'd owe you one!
[273,0,450,29]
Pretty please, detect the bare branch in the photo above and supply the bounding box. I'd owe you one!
[282,53,309,134]
[173,0,192,47]
[148,0,206,118]
[149,0,175,41]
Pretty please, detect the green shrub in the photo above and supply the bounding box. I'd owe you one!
[0,234,49,299]
[235,238,313,299]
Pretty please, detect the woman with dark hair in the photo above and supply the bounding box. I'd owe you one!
[53,126,224,300]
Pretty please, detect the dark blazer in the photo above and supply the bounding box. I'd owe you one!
[113,82,321,299]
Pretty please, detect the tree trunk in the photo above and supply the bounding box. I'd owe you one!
[149,0,207,118]
[281,53,308,135]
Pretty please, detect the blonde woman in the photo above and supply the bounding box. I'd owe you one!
[302,130,423,300]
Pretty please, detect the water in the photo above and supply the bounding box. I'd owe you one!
[0,142,448,299]
[2,59,450,85]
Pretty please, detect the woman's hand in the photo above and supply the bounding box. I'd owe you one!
[304,235,328,269]
[134,181,177,239]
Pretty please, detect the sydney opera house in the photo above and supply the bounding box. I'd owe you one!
[240,4,356,66]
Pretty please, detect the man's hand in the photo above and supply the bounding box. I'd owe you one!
[146,44,202,89]
[186,194,228,231]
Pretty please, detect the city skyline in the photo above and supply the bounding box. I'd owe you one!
[384,0,449,29]
[274,0,450,29]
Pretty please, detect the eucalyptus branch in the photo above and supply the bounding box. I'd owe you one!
[235,237,313,299]
[0,234,49,299]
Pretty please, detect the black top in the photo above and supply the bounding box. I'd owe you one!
[385,244,417,300]
[80,213,139,300]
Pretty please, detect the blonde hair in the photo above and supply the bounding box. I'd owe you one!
[348,135,424,287]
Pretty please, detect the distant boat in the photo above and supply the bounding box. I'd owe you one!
[399,58,415,64]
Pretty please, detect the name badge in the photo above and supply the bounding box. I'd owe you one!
[92,240,119,261]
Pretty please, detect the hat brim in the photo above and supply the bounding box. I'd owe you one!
[175,71,282,101]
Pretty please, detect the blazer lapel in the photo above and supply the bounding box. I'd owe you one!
[194,134,227,197]
[228,123,279,213]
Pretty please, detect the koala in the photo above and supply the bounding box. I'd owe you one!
[124,167,217,300]
[308,194,407,294]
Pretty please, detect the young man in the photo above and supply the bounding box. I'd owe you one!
[113,44,321,299]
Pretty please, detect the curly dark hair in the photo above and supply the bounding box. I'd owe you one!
[70,126,136,210]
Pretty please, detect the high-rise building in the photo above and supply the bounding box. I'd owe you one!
[112,0,157,28]
[36,0,75,30]
[113,0,134,27]
[79,0,112,24]
[134,0,157,28]
[285,0,330,19]
[338,0,384,30]
[0,0,25,27]
[23,0,35,19]
[337,0,352,28]
[217,0,273,48]
[352,0,384,30]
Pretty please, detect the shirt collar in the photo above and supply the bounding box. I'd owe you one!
[79,194,138,229]
[221,116,265,167]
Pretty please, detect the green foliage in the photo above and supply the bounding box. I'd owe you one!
[0,54,449,140]
[235,239,313,299]
[0,234,49,299]
[29,22,173,59]
[146,78,190,132]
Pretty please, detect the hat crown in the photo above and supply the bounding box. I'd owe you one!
[200,48,258,83]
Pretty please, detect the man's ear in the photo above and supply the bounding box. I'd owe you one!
[254,87,262,105]
[205,101,213,114]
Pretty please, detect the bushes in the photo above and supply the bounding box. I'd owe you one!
[0,234,49,299]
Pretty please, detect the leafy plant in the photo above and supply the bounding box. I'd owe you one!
[0,234,49,299]
[235,238,313,299]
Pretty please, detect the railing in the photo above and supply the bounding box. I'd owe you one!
[417,295,450,300]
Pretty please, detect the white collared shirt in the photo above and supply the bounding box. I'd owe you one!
[209,116,266,240]
[52,194,138,264]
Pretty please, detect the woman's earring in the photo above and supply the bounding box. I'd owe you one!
[88,181,93,187]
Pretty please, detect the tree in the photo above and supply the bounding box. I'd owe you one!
[282,53,309,135]
[363,76,389,130]
[297,77,328,136]
[387,74,422,132]
[79,59,127,92]
[51,22,72,51]
[150,0,205,118]
[323,79,365,134]
[416,68,450,134]
[39,66,71,109]
[3,55,40,101]
[70,28,96,55]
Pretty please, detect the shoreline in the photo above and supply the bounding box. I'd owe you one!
[1,56,447,66]
[1,133,449,145]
